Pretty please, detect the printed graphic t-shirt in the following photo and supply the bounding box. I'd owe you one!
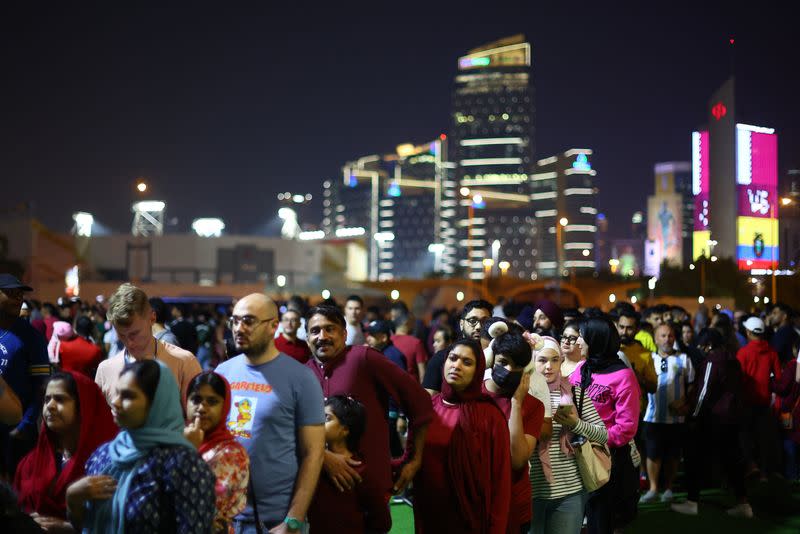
[216,353,325,525]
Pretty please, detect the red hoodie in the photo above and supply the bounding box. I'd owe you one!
[736,339,781,407]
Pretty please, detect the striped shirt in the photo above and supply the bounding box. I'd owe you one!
[529,387,608,500]
[643,352,695,424]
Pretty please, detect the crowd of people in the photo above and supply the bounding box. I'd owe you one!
[1,271,799,533]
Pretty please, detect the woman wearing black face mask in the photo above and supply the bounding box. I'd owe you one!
[483,329,545,534]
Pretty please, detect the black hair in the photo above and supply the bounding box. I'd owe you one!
[46,372,80,411]
[581,307,605,319]
[579,316,621,361]
[43,302,58,316]
[366,305,381,316]
[325,395,367,453]
[74,315,95,339]
[696,327,725,351]
[392,312,409,330]
[449,338,484,362]
[306,305,346,329]
[492,332,532,368]
[121,359,161,405]
[287,295,308,314]
[460,299,493,319]
[345,295,364,306]
[561,320,581,334]
[149,297,170,324]
[641,307,659,320]
[616,308,640,325]
[389,301,409,314]
[773,302,794,318]
[433,325,455,345]
[187,371,227,400]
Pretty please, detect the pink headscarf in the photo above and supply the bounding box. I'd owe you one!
[47,321,75,364]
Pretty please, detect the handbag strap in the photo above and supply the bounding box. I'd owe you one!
[572,385,586,419]
[248,474,264,534]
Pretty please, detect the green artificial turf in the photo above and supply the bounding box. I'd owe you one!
[389,479,800,534]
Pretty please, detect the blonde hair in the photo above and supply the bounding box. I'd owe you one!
[107,283,150,326]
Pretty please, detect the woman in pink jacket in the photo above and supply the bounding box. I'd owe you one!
[569,315,641,534]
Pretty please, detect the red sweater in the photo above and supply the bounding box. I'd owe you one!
[736,340,781,407]
[274,333,311,364]
[305,346,434,531]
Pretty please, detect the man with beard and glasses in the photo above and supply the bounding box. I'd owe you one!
[304,305,432,534]
[216,293,325,534]
[615,309,657,400]
[422,299,493,395]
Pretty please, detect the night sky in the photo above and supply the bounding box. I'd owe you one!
[2,3,797,239]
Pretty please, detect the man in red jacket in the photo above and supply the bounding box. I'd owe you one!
[736,316,782,478]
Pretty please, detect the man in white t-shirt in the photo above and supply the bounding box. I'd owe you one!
[640,323,695,504]
[344,295,365,346]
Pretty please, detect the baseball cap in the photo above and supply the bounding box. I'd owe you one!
[0,274,33,291]
[366,320,393,336]
[743,316,765,334]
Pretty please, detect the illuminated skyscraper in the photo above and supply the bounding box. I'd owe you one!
[451,34,536,280]
[692,77,779,271]
[324,138,454,280]
[532,150,598,278]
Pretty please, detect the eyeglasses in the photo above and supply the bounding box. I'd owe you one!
[229,315,275,329]
[463,317,487,327]
[560,335,579,345]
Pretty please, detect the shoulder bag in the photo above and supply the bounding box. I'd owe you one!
[572,386,612,492]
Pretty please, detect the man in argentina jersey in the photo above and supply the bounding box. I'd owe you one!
[640,323,695,504]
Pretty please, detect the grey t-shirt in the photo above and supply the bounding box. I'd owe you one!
[216,353,325,525]
[154,327,180,347]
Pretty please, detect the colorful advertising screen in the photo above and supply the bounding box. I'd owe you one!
[647,194,683,270]
[692,131,711,259]
[735,124,778,270]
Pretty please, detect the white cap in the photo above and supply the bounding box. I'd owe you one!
[743,316,765,334]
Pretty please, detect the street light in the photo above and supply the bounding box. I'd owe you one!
[556,217,568,276]
[136,181,147,193]
[498,260,510,275]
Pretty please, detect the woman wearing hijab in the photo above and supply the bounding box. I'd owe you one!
[413,338,511,533]
[66,359,216,533]
[530,340,608,534]
[184,371,249,534]
[568,316,640,534]
[14,371,117,532]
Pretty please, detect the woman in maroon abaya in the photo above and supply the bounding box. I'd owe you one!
[413,338,511,533]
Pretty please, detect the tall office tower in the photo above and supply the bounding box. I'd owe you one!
[325,138,454,281]
[451,34,536,280]
[692,77,779,270]
[532,149,598,278]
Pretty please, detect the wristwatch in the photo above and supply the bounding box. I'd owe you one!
[284,517,304,531]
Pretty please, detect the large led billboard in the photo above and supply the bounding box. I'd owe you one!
[692,131,711,259]
[735,124,778,270]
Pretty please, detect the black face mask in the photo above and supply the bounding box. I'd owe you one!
[492,364,523,393]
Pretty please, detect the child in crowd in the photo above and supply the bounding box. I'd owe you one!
[308,395,384,533]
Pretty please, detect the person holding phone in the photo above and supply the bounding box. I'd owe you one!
[529,343,607,534]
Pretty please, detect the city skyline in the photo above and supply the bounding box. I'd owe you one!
[2,4,797,243]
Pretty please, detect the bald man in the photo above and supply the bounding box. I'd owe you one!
[215,293,325,533]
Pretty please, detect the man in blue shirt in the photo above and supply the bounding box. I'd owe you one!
[365,320,408,457]
[0,274,50,479]
[216,293,325,534]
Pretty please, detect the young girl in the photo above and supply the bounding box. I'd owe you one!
[308,395,383,533]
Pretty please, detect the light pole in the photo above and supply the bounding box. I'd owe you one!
[557,217,568,276]
[482,258,494,298]
[499,260,510,276]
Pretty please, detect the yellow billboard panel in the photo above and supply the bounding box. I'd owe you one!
[737,217,778,247]
[692,230,711,260]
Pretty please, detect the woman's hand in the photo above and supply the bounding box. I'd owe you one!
[183,415,204,449]
[31,513,75,533]
[66,475,117,503]
[553,404,579,429]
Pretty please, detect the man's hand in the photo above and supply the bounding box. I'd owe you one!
[392,459,421,494]
[396,417,408,436]
[512,373,530,404]
[323,450,361,492]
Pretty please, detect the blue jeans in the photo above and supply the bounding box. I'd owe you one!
[531,491,587,534]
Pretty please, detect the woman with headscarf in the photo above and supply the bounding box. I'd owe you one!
[568,316,640,534]
[14,371,117,532]
[530,340,607,534]
[66,359,216,533]
[184,371,249,534]
[413,338,511,533]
